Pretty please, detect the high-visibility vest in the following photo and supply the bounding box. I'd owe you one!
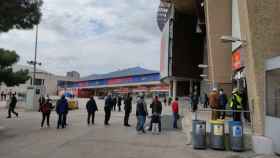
[230,93,242,110]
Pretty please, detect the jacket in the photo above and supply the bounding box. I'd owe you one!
[124,96,132,113]
[150,100,162,115]
[209,91,219,109]
[219,93,228,109]
[10,96,17,108]
[40,101,53,114]
[172,101,179,113]
[136,98,148,116]
[56,98,69,114]
[105,96,113,110]
[86,99,98,113]
[230,93,242,110]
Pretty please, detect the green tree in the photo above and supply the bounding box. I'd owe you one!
[0,0,42,87]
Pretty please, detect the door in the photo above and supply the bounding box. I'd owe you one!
[265,68,280,154]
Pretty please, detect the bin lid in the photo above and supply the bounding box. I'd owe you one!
[228,121,242,126]
[209,119,224,124]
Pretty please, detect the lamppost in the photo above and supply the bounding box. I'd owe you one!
[27,25,42,86]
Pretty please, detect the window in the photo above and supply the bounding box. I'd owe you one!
[266,69,280,118]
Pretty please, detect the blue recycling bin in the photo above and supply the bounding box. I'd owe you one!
[192,120,207,149]
[228,121,244,151]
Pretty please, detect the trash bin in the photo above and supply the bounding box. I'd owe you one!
[192,120,206,149]
[209,120,225,150]
[229,121,244,151]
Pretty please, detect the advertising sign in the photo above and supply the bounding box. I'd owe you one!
[232,47,245,71]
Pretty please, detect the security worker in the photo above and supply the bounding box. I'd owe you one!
[230,88,243,121]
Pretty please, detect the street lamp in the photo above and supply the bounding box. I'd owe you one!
[220,35,248,46]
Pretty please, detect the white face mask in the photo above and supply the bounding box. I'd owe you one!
[219,91,223,95]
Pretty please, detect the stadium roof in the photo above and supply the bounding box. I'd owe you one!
[81,67,159,81]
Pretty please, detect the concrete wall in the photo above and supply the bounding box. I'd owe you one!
[238,0,280,135]
[205,0,232,90]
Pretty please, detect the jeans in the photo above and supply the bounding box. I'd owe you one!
[173,112,178,128]
[104,107,111,125]
[137,116,146,131]
[57,113,67,128]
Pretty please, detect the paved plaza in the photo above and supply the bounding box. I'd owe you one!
[0,99,268,158]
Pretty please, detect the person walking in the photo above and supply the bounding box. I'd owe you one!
[136,95,148,133]
[218,89,228,119]
[104,94,113,125]
[209,88,220,120]
[148,96,162,132]
[123,94,132,127]
[163,97,167,106]
[117,95,122,112]
[171,97,179,129]
[191,91,199,112]
[56,96,69,129]
[6,94,18,118]
[39,99,54,128]
[230,88,243,121]
[86,96,98,125]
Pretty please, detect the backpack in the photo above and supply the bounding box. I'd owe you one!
[41,103,50,113]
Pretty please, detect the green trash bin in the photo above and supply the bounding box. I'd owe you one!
[209,120,225,150]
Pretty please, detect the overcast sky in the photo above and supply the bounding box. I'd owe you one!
[0,0,161,76]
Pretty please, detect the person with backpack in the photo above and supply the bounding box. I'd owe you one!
[86,96,98,125]
[40,99,54,128]
[6,94,18,118]
[136,95,148,133]
[56,96,69,129]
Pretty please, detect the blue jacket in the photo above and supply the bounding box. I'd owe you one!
[219,94,228,109]
[56,98,69,114]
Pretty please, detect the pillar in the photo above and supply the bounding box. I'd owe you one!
[172,80,177,98]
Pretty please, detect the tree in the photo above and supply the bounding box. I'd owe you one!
[0,0,42,87]
[0,0,43,33]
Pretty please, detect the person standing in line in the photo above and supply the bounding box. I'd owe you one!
[104,94,113,125]
[218,89,228,119]
[191,91,199,112]
[171,97,179,129]
[123,93,132,127]
[203,92,209,108]
[86,96,98,125]
[230,88,243,121]
[209,88,220,120]
[117,95,122,112]
[6,94,18,118]
[136,95,148,133]
[112,96,117,111]
[148,96,162,132]
[56,96,69,129]
[39,99,54,128]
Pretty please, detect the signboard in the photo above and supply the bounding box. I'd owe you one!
[232,47,245,70]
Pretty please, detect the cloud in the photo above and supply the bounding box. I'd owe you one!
[0,0,161,76]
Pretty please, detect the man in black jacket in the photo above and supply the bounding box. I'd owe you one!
[148,96,162,132]
[86,96,98,125]
[104,94,113,125]
[7,94,18,118]
[123,94,132,127]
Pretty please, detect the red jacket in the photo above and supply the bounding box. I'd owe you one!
[172,101,179,113]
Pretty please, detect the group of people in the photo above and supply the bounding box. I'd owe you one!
[6,93,180,134]
[1,90,16,101]
[208,88,243,121]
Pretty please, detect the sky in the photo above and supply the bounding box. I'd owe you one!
[0,0,161,77]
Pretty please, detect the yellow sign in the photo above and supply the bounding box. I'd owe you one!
[213,125,224,136]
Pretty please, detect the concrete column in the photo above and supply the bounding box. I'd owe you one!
[172,80,177,98]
